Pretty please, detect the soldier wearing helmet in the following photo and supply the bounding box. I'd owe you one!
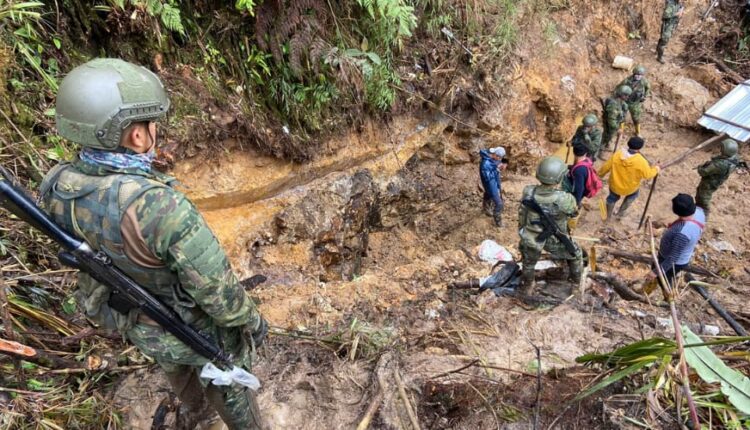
[618,65,651,136]
[600,85,632,158]
[40,59,266,429]
[517,156,583,296]
[570,114,603,159]
[657,0,685,63]
[695,138,746,218]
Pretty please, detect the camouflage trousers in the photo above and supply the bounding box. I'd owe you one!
[164,362,263,430]
[601,121,620,151]
[657,20,679,53]
[519,234,583,285]
[127,322,263,429]
[628,102,644,124]
[695,181,718,213]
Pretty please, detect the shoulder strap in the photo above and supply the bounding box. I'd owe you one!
[38,162,71,204]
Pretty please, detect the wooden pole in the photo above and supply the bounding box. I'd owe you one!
[612,130,623,153]
[662,133,727,170]
[638,175,658,230]
[602,248,716,277]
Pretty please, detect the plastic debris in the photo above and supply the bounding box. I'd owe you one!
[707,239,737,253]
[477,240,513,264]
[200,363,261,390]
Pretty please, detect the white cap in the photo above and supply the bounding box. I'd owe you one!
[489,147,506,157]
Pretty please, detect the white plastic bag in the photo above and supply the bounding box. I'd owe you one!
[477,240,513,264]
[200,362,261,390]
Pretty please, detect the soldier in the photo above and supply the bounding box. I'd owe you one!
[657,0,685,63]
[695,138,745,218]
[517,156,583,296]
[618,66,651,136]
[40,59,267,429]
[479,146,508,227]
[601,85,632,158]
[570,114,603,159]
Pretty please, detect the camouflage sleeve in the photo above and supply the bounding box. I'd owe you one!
[663,3,681,20]
[697,160,719,177]
[605,100,621,128]
[590,128,602,147]
[132,188,261,329]
[518,185,533,230]
[558,192,579,218]
[643,79,651,98]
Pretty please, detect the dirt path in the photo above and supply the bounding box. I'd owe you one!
[116,0,750,428]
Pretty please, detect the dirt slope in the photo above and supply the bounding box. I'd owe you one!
[117,0,750,428]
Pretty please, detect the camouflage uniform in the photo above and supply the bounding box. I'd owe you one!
[601,97,628,151]
[571,125,603,159]
[517,184,583,286]
[657,0,683,62]
[41,159,264,430]
[618,75,650,126]
[695,154,743,215]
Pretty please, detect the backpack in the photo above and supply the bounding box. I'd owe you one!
[564,158,602,198]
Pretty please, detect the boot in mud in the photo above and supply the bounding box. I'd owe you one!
[493,211,503,227]
[656,44,665,64]
[567,259,582,284]
[605,202,616,222]
[482,199,493,217]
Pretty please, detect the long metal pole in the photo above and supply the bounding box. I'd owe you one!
[638,174,658,230]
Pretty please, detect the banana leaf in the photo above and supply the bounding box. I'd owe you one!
[683,326,750,415]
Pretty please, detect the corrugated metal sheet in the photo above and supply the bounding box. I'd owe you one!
[698,80,750,143]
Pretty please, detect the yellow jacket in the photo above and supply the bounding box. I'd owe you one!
[598,149,659,196]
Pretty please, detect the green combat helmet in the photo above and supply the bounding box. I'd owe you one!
[583,114,598,127]
[633,65,646,76]
[55,58,170,150]
[721,138,738,157]
[616,85,633,98]
[536,156,567,185]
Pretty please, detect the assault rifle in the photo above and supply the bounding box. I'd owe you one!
[521,197,578,256]
[0,171,232,369]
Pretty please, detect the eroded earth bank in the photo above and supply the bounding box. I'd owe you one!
[115,1,750,429]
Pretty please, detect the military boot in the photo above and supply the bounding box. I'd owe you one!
[656,45,665,64]
[518,266,536,297]
[634,123,641,136]
[567,259,583,284]
[615,199,635,219]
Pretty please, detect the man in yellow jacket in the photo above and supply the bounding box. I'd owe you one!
[598,136,660,220]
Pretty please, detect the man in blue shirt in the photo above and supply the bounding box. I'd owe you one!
[479,146,508,227]
[648,193,705,287]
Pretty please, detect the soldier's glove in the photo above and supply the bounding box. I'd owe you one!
[245,317,269,348]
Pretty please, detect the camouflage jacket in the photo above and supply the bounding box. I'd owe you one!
[571,125,602,151]
[619,75,651,103]
[663,0,683,21]
[697,155,742,190]
[518,184,578,239]
[603,97,628,129]
[41,159,262,366]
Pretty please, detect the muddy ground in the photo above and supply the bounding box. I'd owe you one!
[116,1,750,429]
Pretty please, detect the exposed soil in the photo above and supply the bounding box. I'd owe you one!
[113,0,750,429]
